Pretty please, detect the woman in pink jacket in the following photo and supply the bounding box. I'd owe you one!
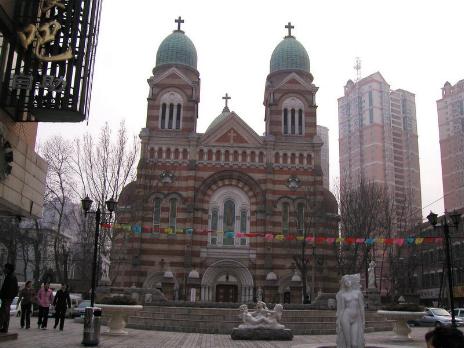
[36,282,54,329]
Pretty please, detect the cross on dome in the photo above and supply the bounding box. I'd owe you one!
[175,16,184,31]
[285,22,294,37]
[222,93,231,108]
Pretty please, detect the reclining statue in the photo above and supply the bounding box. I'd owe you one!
[238,301,285,329]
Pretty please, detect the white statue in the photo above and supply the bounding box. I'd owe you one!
[238,301,285,329]
[368,260,376,289]
[336,274,365,348]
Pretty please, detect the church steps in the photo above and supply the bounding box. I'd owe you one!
[124,306,393,335]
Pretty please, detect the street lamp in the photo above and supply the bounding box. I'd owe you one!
[81,195,118,307]
[427,210,461,328]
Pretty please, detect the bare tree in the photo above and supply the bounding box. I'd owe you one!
[384,192,421,298]
[291,182,328,303]
[39,136,75,283]
[72,121,138,284]
[335,175,393,289]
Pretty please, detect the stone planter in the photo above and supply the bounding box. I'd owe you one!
[97,304,143,335]
[377,310,425,341]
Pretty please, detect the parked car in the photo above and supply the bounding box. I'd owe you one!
[453,308,464,319]
[409,307,464,327]
[67,295,82,318]
[10,297,20,316]
[72,300,91,318]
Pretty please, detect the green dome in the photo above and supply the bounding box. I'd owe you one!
[156,30,197,69]
[270,36,310,73]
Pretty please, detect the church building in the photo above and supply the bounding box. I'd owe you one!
[112,18,339,304]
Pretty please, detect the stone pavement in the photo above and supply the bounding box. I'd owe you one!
[2,317,445,348]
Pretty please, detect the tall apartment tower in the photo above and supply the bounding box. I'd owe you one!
[338,72,422,223]
[317,125,329,189]
[437,80,464,212]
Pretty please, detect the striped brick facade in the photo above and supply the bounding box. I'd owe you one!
[111,45,339,304]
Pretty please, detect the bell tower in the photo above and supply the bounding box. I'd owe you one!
[264,23,317,141]
[145,17,200,135]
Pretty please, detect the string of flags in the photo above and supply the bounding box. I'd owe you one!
[102,223,443,246]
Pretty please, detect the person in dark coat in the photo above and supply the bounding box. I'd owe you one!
[0,263,19,333]
[53,284,71,331]
[18,280,34,329]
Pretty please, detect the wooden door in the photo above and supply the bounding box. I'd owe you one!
[215,285,238,302]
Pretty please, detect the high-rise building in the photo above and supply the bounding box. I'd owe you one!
[338,72,422,223]
[317,125,329,189]
[437,80,464,212]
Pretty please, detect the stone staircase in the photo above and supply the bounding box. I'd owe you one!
[127,305,393,335]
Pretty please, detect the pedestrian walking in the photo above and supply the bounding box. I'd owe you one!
[36,282,53,329]
[53,284,71,331]
[0,263,19,333]
[18,280,34,329]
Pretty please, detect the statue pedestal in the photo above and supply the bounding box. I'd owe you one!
[366,288,381,310]
[231,328,293,340]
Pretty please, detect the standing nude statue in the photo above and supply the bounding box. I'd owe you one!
[336,274,365,348]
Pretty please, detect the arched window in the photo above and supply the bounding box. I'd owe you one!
[290,153,296,164]
[160,104,166,129]
[174,148,180,159]
[215,150,221,161]
[282,202,289,234]
[291,108,296,134]
[166,148,171,159]
[159,92,183,130]
[306,153,312,165]
[250,152,256,162]
[223,199,235,246]
[282,97,304,135]
[211,209,218,231]
[149,148,154,159]
[208,149,213,161]
[153,197,161,230]
[233,151,239,161]
[182,149,188,160]
[157,148,163,159]
[224,150,230,162]
[297,202,305,234]
[208,187,250,247]
[169,198,177,230]
[176,103,181,130]
[259,152,264,163]
[168,103,174,129]
[240,210,247,233]
[283,109,288,134]
[199,149,204,161]
[241,151,247,162]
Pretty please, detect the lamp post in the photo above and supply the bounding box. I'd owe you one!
[427,210,461,328]
[81,196,117,307]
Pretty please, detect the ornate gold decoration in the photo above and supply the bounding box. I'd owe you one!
[17,0,73,62]
[42,0,65,12]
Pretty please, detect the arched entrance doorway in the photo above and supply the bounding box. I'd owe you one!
[201,259,253,303]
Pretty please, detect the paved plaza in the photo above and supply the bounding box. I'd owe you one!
[1,318,446,348]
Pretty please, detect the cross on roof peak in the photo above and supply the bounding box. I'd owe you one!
[175,16,184,31]
[222,93,231,109]
[285,22,294,37]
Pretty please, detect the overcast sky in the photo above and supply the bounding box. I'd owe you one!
[37,0,464,220]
